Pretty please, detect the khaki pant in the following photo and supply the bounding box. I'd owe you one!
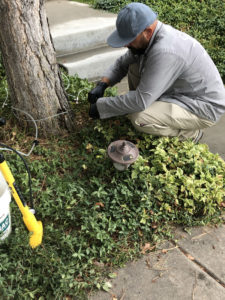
[127,63,214,140]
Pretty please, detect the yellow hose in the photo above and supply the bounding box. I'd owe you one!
[0,159,43,248]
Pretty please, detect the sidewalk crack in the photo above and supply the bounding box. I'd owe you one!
[172,241,225,289]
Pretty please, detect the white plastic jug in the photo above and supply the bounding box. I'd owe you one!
[0,170,11,240]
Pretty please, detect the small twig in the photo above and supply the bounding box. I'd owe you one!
[146,256,168,271]
[191,229,219,242]
[204,229,220,241]
[40,174,47,191]
[152,275,160,282]
[153,245,178,254]
[161,245,178,253]
[152,267,168,272]
[191,232,208,240]
[152,254,168,270]
[192,271,198,300]
[145,257,151,269]
[152,270,167,283]
[119,289,126,300]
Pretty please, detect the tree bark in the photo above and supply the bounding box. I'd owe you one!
[0,0,75,136]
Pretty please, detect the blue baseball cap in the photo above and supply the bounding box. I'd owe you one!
[107,3,157,48]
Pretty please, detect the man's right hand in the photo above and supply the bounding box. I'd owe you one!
[88,81,108,104]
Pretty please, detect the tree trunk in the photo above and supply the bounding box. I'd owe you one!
[0,0,75,136]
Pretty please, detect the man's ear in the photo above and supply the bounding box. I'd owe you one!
[143,27,153,40]
[144,21,158,40]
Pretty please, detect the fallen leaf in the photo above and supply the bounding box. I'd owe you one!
[93,261,105,268]
[11,131,16,141]
[141,243,155,254]
[108,272,117,279]
[186,254,195,260]
[82,164,87,170]
[86,143,93,150]
[113,120,121,126]
[151,223,158,229]
[138,230,143,237]
[95,202,104,207]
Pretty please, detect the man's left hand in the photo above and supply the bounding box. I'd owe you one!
[89,103,100,119]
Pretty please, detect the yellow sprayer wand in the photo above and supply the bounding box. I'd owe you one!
[0,153,43,248]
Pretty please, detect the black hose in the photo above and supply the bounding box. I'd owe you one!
[0,143,34,210]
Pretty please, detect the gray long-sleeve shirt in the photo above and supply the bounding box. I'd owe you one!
[96,21,225,122]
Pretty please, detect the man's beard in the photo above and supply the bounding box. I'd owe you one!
[128,46,146,56]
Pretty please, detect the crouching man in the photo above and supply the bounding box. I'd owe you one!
[88,2,225,142]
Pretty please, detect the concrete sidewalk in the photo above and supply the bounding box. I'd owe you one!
[89,225,225,300]
[45,1,225,299]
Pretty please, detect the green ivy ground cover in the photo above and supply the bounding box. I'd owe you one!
[1,0,225,295]
[0,71,225,299]
[76,0,225,82]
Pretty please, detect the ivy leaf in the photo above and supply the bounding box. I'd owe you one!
[108,272,117,279]
[102,281,112,292]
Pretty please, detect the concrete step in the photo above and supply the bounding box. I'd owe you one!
[57,46,126,79]
[45,0,125,80]
[49,16,116,57]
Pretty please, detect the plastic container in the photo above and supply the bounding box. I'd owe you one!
[0,170,11,241]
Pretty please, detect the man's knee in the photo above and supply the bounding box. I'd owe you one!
[128,110,178,136]
[128,111,144,126]
[128,111,158,134]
